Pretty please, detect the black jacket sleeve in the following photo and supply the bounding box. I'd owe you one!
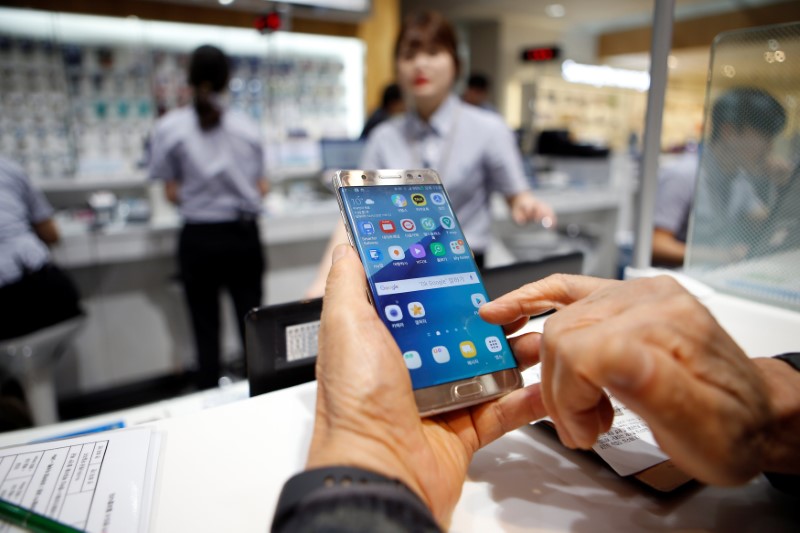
[271,483,442,533]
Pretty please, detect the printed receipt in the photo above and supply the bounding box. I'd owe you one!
[524,366,668,477]
[0,428,160,532]
[591,394,669,476]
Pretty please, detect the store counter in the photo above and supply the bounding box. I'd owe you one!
[48,184,625,398]
[143,285,800,532]
[3,282,796,531]
[51,199,341,269]
[51,186,621,271]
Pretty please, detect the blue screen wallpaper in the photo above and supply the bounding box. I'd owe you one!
[340,184,517,390]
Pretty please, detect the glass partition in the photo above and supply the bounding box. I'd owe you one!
[684,22,800,311]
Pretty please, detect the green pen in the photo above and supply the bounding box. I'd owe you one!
[0,497,83,533]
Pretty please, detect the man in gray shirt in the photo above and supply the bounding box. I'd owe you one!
[0,156,82,341]
[652,88,787,267]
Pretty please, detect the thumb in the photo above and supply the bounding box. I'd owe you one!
[323,245,367,310]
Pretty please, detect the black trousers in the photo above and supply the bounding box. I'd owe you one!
[178,220,265,390]
[0,264,83,342]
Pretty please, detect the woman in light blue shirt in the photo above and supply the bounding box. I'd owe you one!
[149,45,268,390]
[308,11,553,295]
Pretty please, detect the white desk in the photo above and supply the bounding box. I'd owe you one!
[2,285,797,531]
[144,285,798,532]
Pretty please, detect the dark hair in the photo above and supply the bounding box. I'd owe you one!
[467,73,490,91]
[381,83,403,109]
[188,45,230,130]
[394,11,460,78]
[710,87,786,142]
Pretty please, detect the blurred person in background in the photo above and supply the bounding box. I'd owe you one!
[149,45,268,390]
[0,156,82,342]
[0,156,83,430]
[306,11,554,297]
[461,72,496,112]
[360,82,405,140]
[652,87,787,267]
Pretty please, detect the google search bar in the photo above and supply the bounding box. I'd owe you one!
[375,272,481,296]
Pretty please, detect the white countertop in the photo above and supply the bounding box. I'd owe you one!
[1,280,796,532]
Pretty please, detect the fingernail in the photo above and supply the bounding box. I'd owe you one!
[331,245,347,264]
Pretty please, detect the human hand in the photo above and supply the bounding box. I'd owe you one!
[258,178,270,197]
[480,274,775,485]
[307,245,547,526]
[509,190,556,228]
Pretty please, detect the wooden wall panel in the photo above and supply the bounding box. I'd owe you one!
[599,1,800,57]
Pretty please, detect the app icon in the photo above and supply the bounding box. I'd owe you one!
[459,341,477,358]
[430,192,446,205]
[430,242,446,256]
[470,293,487,308]
[379,219,396,233]
[420,217,436,231]
[384,305,403,322]
[407,302,425,318]
[432,346,450,363]
[411,193,427,206]
[388,246,405,260]
[368,248,383,261]
[358,221,375,236]
[485,336,503,353]
[403,351,422,369]
[400,219,416,232]
[391,194,408,207]
[409,243,426,258]
[440,216,455,230]
[449,239,466,254]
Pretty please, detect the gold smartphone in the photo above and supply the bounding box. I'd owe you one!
[333,169,522,416]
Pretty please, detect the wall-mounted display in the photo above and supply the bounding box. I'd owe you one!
[0,7,364,185]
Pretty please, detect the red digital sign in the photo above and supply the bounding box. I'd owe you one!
[255,11,283,33]
[521,46,560,62]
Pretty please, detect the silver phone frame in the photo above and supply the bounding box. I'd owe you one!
[332,169,522,417]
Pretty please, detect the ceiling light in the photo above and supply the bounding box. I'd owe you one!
[545,4,566,18]
[219,0,235,6]
[561,60,650,92]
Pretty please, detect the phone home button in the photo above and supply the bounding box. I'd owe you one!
[454,382,484,399]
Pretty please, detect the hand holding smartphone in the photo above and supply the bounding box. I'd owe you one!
[334,169,521,416]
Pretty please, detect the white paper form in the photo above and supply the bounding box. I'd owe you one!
[0,428,159,533]
[523,366,669,477]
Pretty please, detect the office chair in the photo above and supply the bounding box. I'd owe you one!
[0,314,85,426]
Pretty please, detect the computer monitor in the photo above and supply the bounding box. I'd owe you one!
[320,138,365,171]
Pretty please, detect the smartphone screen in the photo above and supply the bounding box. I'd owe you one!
[339,183,517,391]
